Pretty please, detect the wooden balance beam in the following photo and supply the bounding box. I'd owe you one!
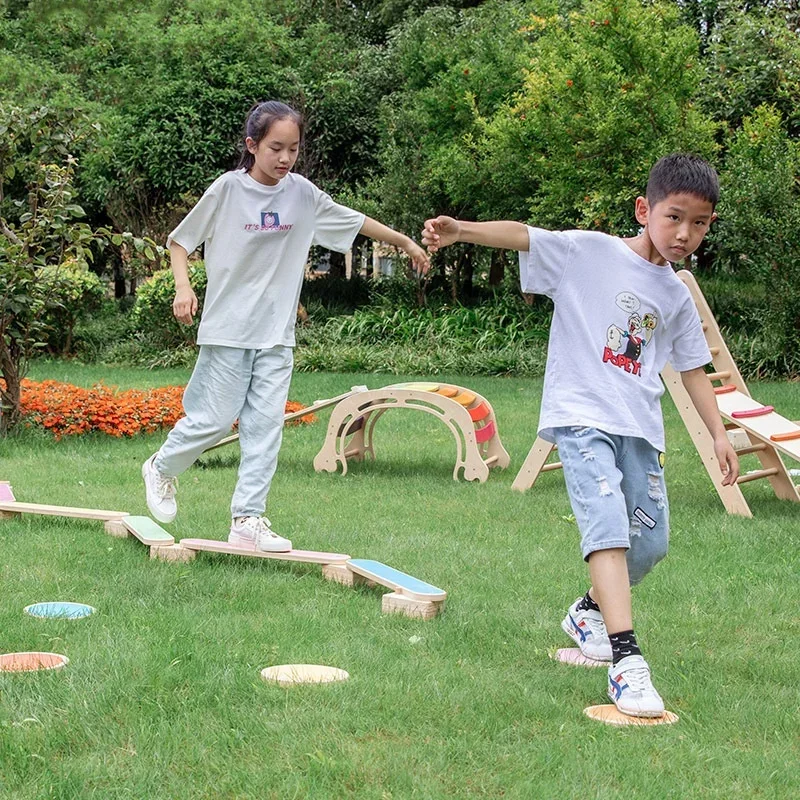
[0,500,128,525]
[151,537,352,567]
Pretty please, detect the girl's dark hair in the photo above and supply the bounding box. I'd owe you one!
[237,101,304,171]
[646,153,719,208]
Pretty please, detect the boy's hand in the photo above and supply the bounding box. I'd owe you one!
[402,239,430,275]
[173,286,198,325]
[713,435,740,486]
[422,216,460,252]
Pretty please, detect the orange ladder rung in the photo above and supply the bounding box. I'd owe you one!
[454,391,476,407]
[474,420,496,444]
[436,386,459,398]
[771,430,800,443]
[714,384,737,395]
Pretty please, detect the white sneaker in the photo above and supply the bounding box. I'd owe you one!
[608,655,666,717]
[561,597,612,661]
[141,454,177,523]
[228,516,292,553]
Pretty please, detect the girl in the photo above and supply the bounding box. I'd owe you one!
[142,100,428,552]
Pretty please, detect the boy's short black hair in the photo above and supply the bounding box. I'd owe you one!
[646,153,719,208]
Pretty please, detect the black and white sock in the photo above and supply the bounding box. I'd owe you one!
[575,591,601,614]
[609,629,642,664]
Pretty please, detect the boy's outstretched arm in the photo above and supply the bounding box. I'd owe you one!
[422,216,529,253]
[681,367,740,486]
[360,217,430,274]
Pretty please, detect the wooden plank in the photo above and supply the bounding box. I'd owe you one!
[121,516,175,546]
[179,538,350,564]
[346,559,446,602]
[0,501,128,521]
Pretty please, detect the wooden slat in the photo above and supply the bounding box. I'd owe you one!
[179,539,350,564]
[0,501,127,521]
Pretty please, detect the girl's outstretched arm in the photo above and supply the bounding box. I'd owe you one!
[360,217,430,274]
[422,216,529,253]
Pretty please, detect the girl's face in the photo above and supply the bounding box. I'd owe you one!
[246,118,300,186]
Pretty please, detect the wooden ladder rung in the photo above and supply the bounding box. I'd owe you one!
[709,346,720,356]
[735,443,768,456]
[707,371,732,382]
[542,462,563,472]
[483,455,499,466]
[737,468,779,485]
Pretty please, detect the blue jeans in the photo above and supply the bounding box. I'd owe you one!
[155,344,293,519]
[553,426,669,586]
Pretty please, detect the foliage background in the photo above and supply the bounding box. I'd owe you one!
[1,0,799,384]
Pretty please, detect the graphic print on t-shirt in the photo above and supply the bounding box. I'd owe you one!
[602,291,658,378]
[243,211,294,232]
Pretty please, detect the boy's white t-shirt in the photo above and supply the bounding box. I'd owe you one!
[167,170,365,349]
[519,228,711,452]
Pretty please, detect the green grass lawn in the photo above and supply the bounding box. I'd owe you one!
[2,364,799,799]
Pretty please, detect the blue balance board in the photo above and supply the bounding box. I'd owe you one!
[347,559,445,599]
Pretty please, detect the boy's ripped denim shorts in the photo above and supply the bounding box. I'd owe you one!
[553,426,669,586]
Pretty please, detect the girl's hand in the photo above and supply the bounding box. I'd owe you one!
[422,216,460,252]
[403,240,431,275]
[173,286,198,325]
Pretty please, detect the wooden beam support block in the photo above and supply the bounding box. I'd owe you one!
[150,544,197,563]
[321,563,356,586]
[382,591,442,620]
[104,519,130,538]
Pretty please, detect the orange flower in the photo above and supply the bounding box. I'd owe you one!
[6,379,316,439]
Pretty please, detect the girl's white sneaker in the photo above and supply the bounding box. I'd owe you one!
[141,455,177,523]
[228,516,292,552]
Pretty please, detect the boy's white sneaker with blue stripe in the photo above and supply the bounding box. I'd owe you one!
[607,655,665,717]
[561,598,613,661]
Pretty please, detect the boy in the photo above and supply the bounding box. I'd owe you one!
[421,153,739,717]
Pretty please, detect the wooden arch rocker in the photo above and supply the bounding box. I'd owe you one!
[313,382,510,482]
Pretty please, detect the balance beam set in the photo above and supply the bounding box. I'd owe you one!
[0,485,445,619]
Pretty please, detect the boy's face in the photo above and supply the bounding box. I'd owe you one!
[635,192,717,264]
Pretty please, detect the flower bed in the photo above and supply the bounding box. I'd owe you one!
[17,379,315,439]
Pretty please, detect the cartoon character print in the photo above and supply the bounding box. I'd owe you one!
[603,292,658,377]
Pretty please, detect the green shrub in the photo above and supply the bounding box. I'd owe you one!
[130,261,206,349]
[38,261,106,355]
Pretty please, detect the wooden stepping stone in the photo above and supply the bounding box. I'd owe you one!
[584,704,679,726]
[0,652,69,672]
[260,664,349,686]
[345,558,446,619]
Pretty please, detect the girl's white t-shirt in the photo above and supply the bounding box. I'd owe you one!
[168,169,365,349]
[518,227,711,452]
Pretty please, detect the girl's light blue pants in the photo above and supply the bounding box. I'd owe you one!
[154,344,293,519]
